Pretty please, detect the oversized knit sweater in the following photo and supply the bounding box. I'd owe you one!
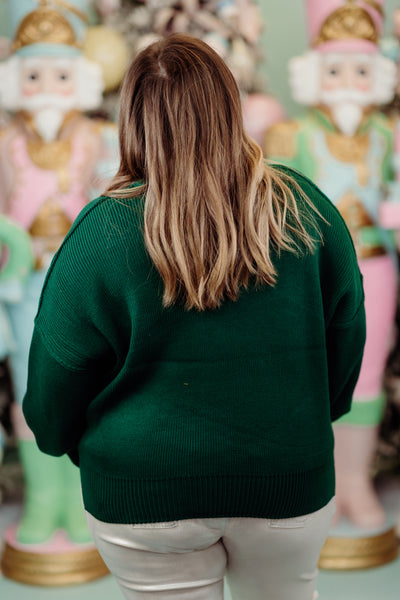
[23,166,366,524]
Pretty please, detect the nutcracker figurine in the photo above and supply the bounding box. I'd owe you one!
[265,0,399,569]
[0,0,117,585]
[0,216,34,470]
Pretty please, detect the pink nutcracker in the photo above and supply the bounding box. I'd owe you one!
[0,0,117,585]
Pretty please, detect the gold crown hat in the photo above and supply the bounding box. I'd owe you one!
[305,0,385,53]
[9,0,90,57]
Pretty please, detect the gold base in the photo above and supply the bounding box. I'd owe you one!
[318,527,399,570]
[1,542,109,586]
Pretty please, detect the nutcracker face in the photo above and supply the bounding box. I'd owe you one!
[320,53,374,95]
[20,57,76,100]
[18,56,79,142]
[319,53,375,136]
[0,53,104,136]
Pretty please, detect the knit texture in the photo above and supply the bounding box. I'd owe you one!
[23,166,366,523]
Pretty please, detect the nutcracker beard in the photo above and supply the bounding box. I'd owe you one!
[319,89,374,137]
[19,93,78,142]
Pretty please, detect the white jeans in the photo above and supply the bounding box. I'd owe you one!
[85,498,335,600]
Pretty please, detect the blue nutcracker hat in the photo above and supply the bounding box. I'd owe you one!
[9,0,90,57]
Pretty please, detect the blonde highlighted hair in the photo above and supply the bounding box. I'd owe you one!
[106,34,319,311]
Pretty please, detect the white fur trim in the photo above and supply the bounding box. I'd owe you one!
[0,56,21,110]
[288,51,321,106]
[372,54,397,105]
[74,56,104,111]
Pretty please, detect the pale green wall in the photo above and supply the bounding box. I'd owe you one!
[258,0,400,117]
[0,0,8,38]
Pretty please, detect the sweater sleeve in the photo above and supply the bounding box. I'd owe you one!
[22,199,118,462]
[22,328,108,463]
[326,295,366,421]
[282,166,367,421]
[320,206,366,422]
[313,189,366,422]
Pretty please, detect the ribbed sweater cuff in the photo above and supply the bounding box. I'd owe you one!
[81,457,335,524]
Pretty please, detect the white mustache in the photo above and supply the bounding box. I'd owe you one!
[20,93,76,112]
[320,88,373,107]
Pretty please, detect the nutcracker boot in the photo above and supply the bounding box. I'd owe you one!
[3,444,107,587]
[17,439,63,544]
[334,396,386,529]
[319,394,399,571]
[334,418,385,529]
[59,455,92,544]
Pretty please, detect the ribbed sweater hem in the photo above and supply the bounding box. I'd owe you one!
[80,457,335,524]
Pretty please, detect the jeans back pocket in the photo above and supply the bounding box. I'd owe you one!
[267,515,308,529]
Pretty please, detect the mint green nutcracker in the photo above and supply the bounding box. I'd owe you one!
[0,216,34,463]
[265,0,400,569]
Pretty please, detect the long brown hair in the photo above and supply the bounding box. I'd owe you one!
[106,34,319,310]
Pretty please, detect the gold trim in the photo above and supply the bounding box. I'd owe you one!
[314,2,378,47]
[29,197,73,237]
[318,527,399,570]
[12,4,81,52]
[264,121,299,159]
[27,138,72,194]
[0,543,109,586]
[27,138,72,171]
[324,129,372,189]
[353,245,386,259]
[336,191,387,259]
[18,110,79,193]
[325,131,369,166]
[319,548,399,570]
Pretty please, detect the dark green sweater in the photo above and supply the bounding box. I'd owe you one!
[23,167,366,523]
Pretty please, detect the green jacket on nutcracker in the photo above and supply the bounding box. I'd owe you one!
[22,166,366,525]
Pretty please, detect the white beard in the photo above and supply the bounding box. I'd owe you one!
[320,89,374,137]
[20,93,77,142]
[329,102,364,137]
[32,107,66,142]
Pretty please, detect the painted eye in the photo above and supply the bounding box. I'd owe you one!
[357,67,369,76]
[329,67,339,76]
[58,72,70,81]
[28,72,39,81]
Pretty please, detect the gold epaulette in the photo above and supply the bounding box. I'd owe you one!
[386,114,397,133]
[264,121,299,159]
[0,124,14,142]
[91,120,117,136]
